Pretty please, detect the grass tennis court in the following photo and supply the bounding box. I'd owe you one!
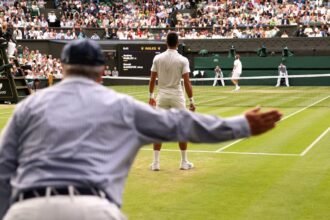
[1,86,329,220]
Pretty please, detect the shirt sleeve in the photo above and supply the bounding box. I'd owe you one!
[182,57,190,75]
[150,56,158,72]
[0,111,20,219]
[129,99,251,145]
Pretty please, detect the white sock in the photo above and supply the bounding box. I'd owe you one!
[181,150,188,162]
[236,84,239,89]
[153,150,160,163]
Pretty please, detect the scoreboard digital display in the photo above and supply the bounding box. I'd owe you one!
[118,44,166,76]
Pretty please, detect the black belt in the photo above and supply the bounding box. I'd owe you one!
[13,186,112,204]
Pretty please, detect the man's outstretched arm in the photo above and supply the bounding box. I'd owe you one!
[130,97,282,144]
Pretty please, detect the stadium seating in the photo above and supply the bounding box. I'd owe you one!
[0,0,329,40]
[0,0,329,79]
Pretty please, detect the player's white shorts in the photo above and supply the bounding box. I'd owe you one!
[232,72,241,79]
[156,93,186,110]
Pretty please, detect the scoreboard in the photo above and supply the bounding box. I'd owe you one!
[118,44,166,76]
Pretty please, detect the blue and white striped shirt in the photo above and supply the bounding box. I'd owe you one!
[0,77,250,218]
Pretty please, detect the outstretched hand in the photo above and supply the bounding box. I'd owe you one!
[245,107,282,136]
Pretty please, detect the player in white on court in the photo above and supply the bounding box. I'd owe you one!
[275,62,290,87]
[213,65,225,86]
[231,55,242,91]
[149,32,195,171]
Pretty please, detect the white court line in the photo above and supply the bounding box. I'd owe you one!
[280,95,330,121]
[300,128,330,156]
[216,139,243,152]
[141,148,300,157]
[215,95,330,152]
[221,151,300,157]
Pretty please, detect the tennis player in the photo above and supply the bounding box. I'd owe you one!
[231,55,242,91]
[149,32,195,171]
[213,65,225,86]
[275,62,290,87]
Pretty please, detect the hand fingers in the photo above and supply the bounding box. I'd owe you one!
[261,113,282,123]
[260,109,281,117]
[245,108,282,135]
[261,113,281,127]
[260,110,282,122]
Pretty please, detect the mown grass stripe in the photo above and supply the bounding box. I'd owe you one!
[216,95,330,152]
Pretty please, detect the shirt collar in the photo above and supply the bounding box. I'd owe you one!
[61,76,98,85]
[166,49,178,52]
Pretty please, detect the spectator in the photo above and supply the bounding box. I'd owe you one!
[104,66,111,76]
[48,11,58,27]
[64,30,75,40]
[55,29,65,39]
[281,30,289,38]
[90,32,100,40]
[112,67,119,77]
[296,25,306,37]
[314,28,323,37]
[12,28,23,40]
[304,24,314,37]
[108,28,118,39]
[77,29,87,39]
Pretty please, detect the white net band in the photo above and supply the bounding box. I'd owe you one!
[102,73,330,81]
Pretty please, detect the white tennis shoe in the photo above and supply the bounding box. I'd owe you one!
[180,161,194,170]
[150,162,160,171]
[232,86,240,91]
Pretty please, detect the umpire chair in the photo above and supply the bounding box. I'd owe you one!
[0,37,30,104]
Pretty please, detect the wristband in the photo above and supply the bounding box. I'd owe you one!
[149,93,155,99]
[189,97,194,104]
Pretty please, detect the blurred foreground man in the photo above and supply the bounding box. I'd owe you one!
[0,39,282,220]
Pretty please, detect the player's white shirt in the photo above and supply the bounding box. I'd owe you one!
[233,59,242,75]
[151,49,190,95]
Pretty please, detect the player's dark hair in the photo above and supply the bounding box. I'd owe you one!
[166,32,178,48]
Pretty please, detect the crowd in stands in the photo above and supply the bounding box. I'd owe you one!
[0,1,328,82]
[196,0,329,28]
[9,46,64,80]
[8,45,117,80]
[0,0,329,40]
